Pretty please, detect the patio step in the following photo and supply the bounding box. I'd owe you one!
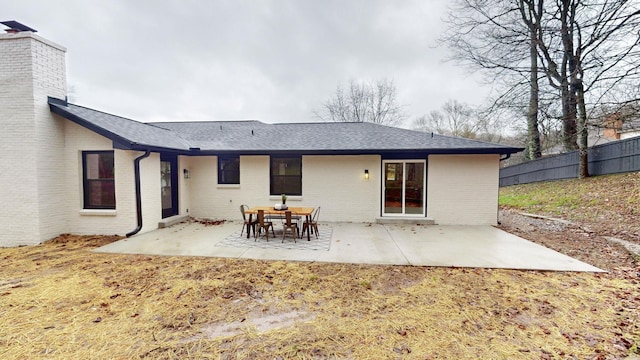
[158,214,189,228]
[375,217,435,225]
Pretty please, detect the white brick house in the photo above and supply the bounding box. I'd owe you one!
[0,29,67,246]
[0,26,522,247]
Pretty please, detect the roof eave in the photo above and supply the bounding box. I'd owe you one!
[111,139,192,154]
[185,147,524,156]
[49,97,190,153]
[49,97,136,149]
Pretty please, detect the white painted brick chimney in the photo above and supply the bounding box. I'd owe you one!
[0,30,68,246]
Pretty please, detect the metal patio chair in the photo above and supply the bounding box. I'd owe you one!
[255,209,275,241]
[282,210,299,243]
[301,206,320,240]
[240,204,257,237]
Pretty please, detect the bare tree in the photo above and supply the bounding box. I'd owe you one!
[412,99,505,141]
[520,0,544,159]
[315,79,406,126]
[441,0,544,159]
[443,0,640,179]
[536,0,640,177]
[411,114,431,133]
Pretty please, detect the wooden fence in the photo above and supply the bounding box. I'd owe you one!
[499,136,640,186]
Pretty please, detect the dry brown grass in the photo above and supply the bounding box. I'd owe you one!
[1,233,638,359]
[500,171,640,243]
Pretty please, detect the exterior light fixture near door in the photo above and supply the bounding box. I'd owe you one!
[364,169,369,180]
[183,169,190,179]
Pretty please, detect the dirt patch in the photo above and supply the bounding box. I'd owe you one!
[498,208,639,272]
[48,233,123,248]
[189,308,315,341]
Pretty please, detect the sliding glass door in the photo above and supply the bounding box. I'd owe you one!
[383,160,426,216]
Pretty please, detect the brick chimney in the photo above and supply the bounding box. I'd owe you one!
[0,22,68,246]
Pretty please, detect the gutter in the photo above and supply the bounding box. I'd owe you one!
[126,150,151,237]
[500,153,511,161]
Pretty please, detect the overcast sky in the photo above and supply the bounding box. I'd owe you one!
[4,0,492,127]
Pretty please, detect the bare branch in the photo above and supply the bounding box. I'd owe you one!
[315,79,406,126]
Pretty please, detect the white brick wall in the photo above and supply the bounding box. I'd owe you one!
[185,154,502,225]
[34,36,67,241]
[187,155,270,220]
[139,152,162,234]
[0,32,67,246]
[301,155,380,222]
[187,155,381,222]
[427,154,500,225]
[178,155,192,216]
[62,120,162,236]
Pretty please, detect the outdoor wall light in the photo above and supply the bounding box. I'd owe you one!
[364,169,369,180]
[183,169,190,179]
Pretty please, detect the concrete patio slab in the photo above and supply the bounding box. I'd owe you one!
[385,224,598,271]
[94,221,603,272]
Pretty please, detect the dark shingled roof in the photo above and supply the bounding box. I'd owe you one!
[49,98,191,151]
[49,97,523,155]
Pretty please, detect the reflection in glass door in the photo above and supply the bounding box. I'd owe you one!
[160,154,178,219]
[384,162,403,214]
[383,160,425,216]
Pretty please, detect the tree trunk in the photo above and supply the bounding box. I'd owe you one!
[560,0,578,152]
[560,81,578,150]
[576,80,589,178]
[572,2,589,179]
[527,24,542,160]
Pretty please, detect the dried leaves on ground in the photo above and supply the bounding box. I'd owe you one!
[498,209,638,273]
[1,228,639,359]
[499,171,640,243]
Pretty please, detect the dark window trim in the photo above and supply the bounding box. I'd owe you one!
[218,155,240,185]
[269,155,302,196]
[82,150,115,210]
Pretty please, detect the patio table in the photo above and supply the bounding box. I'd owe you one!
[246,206,315,241]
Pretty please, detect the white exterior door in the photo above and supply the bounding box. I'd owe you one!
[382,160,426,216]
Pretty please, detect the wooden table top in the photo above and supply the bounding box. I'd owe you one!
[246,206,315,216]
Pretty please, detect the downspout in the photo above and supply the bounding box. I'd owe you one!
[126,150,151,237]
